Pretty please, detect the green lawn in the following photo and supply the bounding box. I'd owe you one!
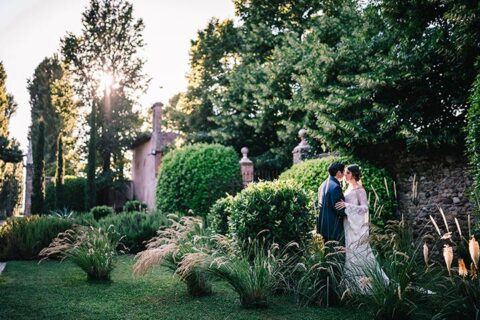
[0,255,369,320]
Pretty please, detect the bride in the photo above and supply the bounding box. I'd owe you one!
[335,164,388,292]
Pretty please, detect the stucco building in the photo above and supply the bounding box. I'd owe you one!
[130,102,177,209]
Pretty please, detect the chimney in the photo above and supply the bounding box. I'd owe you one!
[152,102,163,134]
[151,102,163,152]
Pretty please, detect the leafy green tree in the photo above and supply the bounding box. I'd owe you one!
[0,62,22,217]
[62,0,148,178]
[54,134,65,209]
[85,101,97,210]
[0,62,21,163]
[288,0,480,156]
[165,18,239,143]
[28,55,78,176]
[31,120,45,214]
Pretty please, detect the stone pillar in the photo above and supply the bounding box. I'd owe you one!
[292,128,311,164]
[239,147,254,187]
[24,138,33,216]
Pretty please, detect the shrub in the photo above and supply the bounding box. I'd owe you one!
[134,216,213,297]
[228,180,314,249]
[70,212,98,227]
[156,144,242,219]
[279,156,396,226]
[90,205,114,220]
[468,72,480,196]
[98,211,169,253]
[40,225,121,281]
[45,176,87,212]
[207,195,234,235]
[123,200,147,212]
[0,216,73,260]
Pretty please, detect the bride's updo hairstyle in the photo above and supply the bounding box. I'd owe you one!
[347,164,362,182]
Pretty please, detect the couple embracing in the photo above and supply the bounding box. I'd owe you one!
[317,162,388,291]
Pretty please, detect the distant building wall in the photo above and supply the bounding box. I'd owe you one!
[132,137,159,209]
[131,102,177,210]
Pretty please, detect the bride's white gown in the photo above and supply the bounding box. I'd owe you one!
[343,186,388,291]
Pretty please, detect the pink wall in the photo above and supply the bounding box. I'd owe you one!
[132,137,159,210]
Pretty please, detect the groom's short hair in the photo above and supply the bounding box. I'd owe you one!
[328,162,345,176]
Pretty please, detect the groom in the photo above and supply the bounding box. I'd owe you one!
[317,162,346,243]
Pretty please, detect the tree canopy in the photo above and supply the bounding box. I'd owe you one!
[166,0,480,165]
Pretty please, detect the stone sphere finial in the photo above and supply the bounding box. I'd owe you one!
[298,128,307,139]
[241,147,249,157]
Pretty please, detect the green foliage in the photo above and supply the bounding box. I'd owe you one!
[228,180,314,249]
[98,211,168,253]
[62,0,148,179]
[156,144,242,218]
[279,156,396,226]
[55,134,65,209]
[27,55,78,176]
[90,205,114,221]
[0,62,22,164]
[207,195,234,235]
[0,216,73,261]
[468,71,480,196]
[123,200,147,212]
[207,237,297,309]
[85,101,96,210]
[284,235,344,307]
[31,120,46,215]
[40,225,121,281]
[45,176,87,212]
[173,0,480,162]
[0,162,22,218]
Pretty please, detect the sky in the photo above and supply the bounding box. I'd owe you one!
[0,0,235,152]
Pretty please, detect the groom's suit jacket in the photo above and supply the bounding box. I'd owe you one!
[317,175,346,242]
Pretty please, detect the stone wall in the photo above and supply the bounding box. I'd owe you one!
[381,152,475,237]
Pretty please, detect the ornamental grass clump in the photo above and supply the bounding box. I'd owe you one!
[353,219,441,320]
[39,225,122,281]
[133,216,213,297]
[283,234,345,307]
[206,234,298,309]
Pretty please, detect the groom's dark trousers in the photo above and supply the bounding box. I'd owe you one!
[317,175,346,243]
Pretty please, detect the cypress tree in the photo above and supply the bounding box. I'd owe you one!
[85,101,96,209]
[31,120,45,214]
[55,133,65,209]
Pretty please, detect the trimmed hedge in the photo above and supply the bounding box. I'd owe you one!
[207,195,234,235]
[278,156,396,226]
[227,180,314,248]
[98,211,168,253]
[0,216,74,261]
[156,144,242,218]
[45,176,86,212]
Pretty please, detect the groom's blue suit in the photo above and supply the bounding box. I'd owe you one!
[317,175,346,242]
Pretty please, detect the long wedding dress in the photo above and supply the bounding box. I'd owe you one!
[343,186,388,291]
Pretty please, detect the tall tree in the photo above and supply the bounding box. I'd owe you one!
[31,120,45,214]
[0,62,22,217]
[28,55,78,176]
[62,0,148,204]
[85,101,97,209]
[54,134,65,209]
